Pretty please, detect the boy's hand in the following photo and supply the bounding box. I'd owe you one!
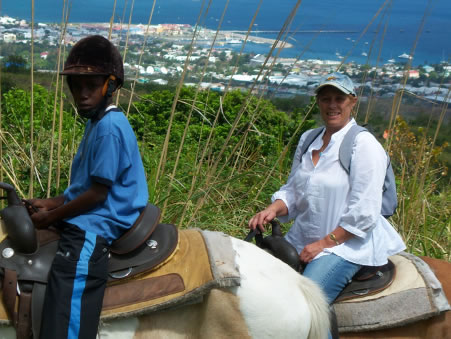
[23,196,65,215]
[23,199,50,215]
[30,210,55,229]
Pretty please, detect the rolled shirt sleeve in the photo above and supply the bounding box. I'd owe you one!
[339,132,387,238]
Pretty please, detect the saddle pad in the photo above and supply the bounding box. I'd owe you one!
[100,229,241,320]
[334,252,451,333]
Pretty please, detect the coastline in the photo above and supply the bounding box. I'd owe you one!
[221,31,293,49]
[1,0,450,66]
[64,22,293,49]
[1,13,447,66]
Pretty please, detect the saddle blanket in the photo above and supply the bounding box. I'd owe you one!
[334,251,450,332]
[101,229,241,320]
[0,229,241,323]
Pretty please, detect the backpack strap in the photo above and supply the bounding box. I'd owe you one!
[338,125,367,174]
[299,127,325,162]
[381,155,397,217]
[339,124,397,217]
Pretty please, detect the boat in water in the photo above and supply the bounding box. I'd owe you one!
[226,39,242,44]
[225,33,242,45]
[398,53,413,60]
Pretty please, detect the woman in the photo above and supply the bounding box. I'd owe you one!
[248,72,406,304]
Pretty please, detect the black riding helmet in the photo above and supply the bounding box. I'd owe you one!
[61,35,124,88]
[60,35,124,119]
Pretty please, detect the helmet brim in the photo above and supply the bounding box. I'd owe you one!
[60,65,110,76]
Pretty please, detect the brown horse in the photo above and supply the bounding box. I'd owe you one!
[341,256,451,339]
[96,251,451,339]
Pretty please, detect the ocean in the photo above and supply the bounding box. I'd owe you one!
[1,0,450,66]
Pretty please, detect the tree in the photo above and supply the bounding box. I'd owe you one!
[218,51,227,62]
[3,55,28,73]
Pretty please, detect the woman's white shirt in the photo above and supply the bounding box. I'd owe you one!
[272,119,406,266]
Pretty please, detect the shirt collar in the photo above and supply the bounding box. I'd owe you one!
[105,104,117,112]
[329,118,356,142]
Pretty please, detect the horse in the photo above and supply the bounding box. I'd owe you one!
[94,247,451,339]
[0,232,330,339]
[0,233,449,339]
[96,235,332,339]
[340,255,451,339]
[0,181,448,338]
[0,181,330,338]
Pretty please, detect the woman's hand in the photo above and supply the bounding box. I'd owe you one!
[248,208,277,233]
[248,200,288,233]
[300,239,327,263]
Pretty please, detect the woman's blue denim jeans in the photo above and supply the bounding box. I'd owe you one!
[303,254,361,339]
[303,253,361,304]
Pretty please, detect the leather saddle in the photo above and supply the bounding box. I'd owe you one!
[0,183,179,339]
[335,259,396,302]
[245,219,396,302]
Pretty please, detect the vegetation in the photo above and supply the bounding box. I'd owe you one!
[388,116,449,259]
[0,79,449,260]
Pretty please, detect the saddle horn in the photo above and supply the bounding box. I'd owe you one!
[0,182,38,254]
[245,219,302,272]
[0,182,22,206]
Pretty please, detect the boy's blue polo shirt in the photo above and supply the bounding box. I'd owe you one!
[64,107,148,243]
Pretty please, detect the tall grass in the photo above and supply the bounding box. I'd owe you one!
[0,0,449,260]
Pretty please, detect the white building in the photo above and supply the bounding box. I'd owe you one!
[145,66,155,74]
[3,33,16,43]
[0,16,17,25]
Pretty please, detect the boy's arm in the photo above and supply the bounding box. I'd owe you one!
[26,195,66,213]
[31,182,109,229]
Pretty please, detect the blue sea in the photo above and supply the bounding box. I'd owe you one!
[1,0,450,66]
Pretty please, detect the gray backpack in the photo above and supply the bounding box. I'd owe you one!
[299,125,397,218]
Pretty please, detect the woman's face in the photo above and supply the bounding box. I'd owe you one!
[317,86,357,133]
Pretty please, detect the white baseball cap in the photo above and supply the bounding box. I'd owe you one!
[315,72,356,96]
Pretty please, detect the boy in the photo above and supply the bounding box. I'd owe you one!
[28,35,148,339]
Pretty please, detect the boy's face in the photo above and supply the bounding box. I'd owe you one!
[69,75,107,114]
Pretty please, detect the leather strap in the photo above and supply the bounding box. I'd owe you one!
[3,268,18,326]
[31,283,47,339]
[103,273,185,310]
[17,291,32,339]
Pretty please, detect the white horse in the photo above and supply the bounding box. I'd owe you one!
[0,235,330,339]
